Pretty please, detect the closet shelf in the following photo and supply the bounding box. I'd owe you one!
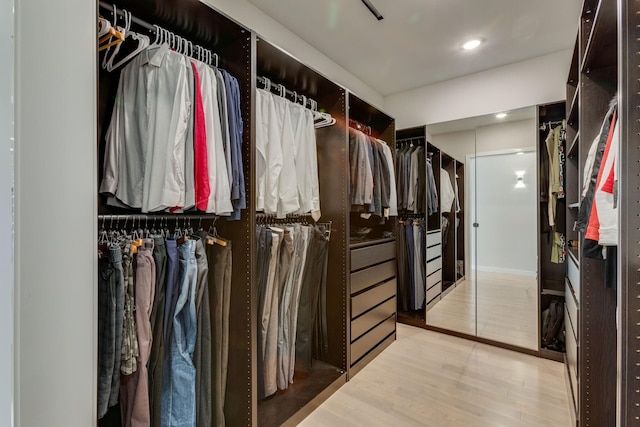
[257,361,345,427]
[542,279,565,297]
[581,0,617,72]
[540,347,565,363]
[542,288,566,297]
[567,38,580,87]
[349,237,395,249]
[568,131,580,158]
[567,87,579,129]
[568,246,580,266]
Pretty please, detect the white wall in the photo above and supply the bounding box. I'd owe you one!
[385,49,571,129]
[476,119,537,154]
[201,0,384,109]
[471,151,538,275]
[431,119,536,163]
[0,0,14,423]
[14,0,96,425]
[432,130,475,163]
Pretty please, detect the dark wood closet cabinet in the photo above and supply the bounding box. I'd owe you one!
[96,1,398,425]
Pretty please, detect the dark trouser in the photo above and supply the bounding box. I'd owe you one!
[396,222,410,312]
[149,237,166,427]
[405,219,415,309]
[207,237,233,427]
[164,239,180,344]
[97,245,125,419]
[295,225,330,375]
[192,238,212,427]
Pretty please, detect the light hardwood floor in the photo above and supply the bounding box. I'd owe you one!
[426,271,538,350]
[299,324,571,427]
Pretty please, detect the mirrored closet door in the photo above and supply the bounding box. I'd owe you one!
[425,106,540,350]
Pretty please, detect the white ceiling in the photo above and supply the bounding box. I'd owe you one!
[247,0,581,96]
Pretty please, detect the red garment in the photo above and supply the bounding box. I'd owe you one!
[601,159,615,194]
[191,61,210,211]
[585,110,617,241]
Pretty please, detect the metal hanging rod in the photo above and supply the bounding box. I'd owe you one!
[98,214,217,221]
[98,2,221,66]
[349,118,372,135]
[396,136,426,143]
[99,1,155,33]
[256,76,319,111]
[539,119,566,131]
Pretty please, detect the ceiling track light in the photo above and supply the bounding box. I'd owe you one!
[361,0,384,21]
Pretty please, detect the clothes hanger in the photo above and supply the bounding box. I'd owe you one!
[105,11,150,71]
[99,5,125,53]
[206,217,227,247]
[98,17,112,38]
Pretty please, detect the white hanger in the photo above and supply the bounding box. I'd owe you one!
[98,17,112,38]
[101,4,120,69]
[105,11,150,72]
[277,84,286,98]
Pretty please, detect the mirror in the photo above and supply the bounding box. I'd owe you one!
[425,106,539,350]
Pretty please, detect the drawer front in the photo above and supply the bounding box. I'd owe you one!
[426,295,441,312]
[426,244,441,261]
[351,279,396,319]
[351,315,395,364]
[351,297,396,342]
[426,257,442,276]
[351,241,396,271]
[426,281,442,303]
[426,231,442,247]
[426,269,441,290]
[568,257,580,302]
[565,281,578,340]
[350,260,396,295]
[565,317,578,399]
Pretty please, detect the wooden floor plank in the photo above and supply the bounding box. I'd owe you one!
[299,324,571,427]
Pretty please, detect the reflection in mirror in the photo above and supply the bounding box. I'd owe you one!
[426,106,540,350]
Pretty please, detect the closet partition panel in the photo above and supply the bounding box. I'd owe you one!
[619,0,640,423]
[347,94,397,377]
[564,0,617,424]
[96,0,255,424]
[255,38,348,427]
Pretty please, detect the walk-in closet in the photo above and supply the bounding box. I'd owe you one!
[8,0,640,426]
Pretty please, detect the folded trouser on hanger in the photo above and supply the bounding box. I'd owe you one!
[295,225,330,374]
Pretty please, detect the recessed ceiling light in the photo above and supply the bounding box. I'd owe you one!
[462,39,482,50]
[496,113,508,119]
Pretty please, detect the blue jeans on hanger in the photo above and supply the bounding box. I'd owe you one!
[161,240,197,427]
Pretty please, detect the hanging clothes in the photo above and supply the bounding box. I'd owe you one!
[440,168,455,214]
[395,144,429,215]
[349,128,396,218]
[546,125,565,227]
[100,44,246,217]
[256,222,331,399]
[426,157,438,216]
[407,146,426,214]
[255,89,322,220]
[97,222,233,427]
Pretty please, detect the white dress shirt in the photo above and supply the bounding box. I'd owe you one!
[100,44,191,213]
[440,168,456,213]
